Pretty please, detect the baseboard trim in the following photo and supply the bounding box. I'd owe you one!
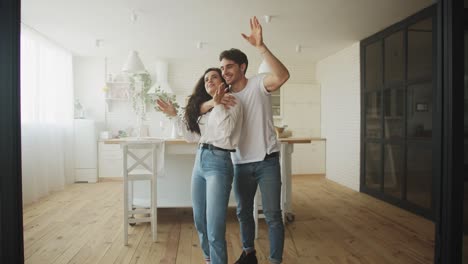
[292,174,325,177]
[99,177,123,182]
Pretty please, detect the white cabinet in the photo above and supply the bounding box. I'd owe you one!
[74,119,97,183]
[291,140,326,174]
[98,142,123,178]
[271,89,283,118]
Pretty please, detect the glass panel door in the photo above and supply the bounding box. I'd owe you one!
[462,14,468,263]
[361,8,436,219]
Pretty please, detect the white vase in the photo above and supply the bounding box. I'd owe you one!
[135,116,143,138]
[170,119,178,139]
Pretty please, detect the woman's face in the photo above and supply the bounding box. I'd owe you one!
[204,70,223,97]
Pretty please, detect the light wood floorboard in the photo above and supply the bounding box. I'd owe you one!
[23,175,434,264]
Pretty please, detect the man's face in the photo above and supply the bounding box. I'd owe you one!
[220,58,244,85]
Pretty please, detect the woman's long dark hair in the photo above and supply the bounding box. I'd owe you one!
[184,68,226,135]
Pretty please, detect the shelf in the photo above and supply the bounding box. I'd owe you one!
[105,98,128,101]
[105,82,130,100]
[104,82,131,112]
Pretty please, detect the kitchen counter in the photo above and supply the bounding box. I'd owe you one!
[101,136,322,219]
[102,137,197,144]
[103,136,324,144]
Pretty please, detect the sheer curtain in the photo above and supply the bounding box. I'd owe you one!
[20,24,74,205]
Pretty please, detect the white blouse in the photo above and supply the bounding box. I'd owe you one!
[173,100,243,150]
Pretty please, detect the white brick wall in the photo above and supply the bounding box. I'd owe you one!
[281,82,325,174]
[316,42,361,191]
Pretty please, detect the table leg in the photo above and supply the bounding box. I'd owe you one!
[280,143,295,222]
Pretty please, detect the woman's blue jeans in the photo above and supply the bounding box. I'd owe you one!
[192,148,233,264]
[233,155,284,264]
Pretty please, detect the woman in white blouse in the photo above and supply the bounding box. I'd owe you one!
[156,68,243,264]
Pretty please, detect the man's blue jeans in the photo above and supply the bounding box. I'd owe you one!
[233,155,284,264]
[192,148,233,264]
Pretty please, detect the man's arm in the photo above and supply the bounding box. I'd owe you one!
[241,16,290,92]
[258,44,290,92]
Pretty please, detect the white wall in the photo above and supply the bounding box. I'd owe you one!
[281,82,325,174]
[73,57,106,131]
[316,42,361,191]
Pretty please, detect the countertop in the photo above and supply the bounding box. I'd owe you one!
[102,137,325,144]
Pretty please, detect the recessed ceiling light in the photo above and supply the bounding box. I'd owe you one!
[196,41,206,49]
[95,39,104,48]
[295,44,302,53]
[130,10,138,23]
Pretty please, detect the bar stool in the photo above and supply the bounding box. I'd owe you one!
[122,141,162,245]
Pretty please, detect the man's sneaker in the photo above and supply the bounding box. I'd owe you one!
[234,250,258,264]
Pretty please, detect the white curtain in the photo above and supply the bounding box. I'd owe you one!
[20,24,74,205]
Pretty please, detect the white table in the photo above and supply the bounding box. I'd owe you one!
[278,137,324,221]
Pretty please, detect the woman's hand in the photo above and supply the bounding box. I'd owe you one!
[155,99,178,117]
[220,93,237,109]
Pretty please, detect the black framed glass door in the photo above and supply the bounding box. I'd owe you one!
[462,7,468,263]
[360,6,438,219]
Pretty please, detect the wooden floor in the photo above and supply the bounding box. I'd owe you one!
[23,175,435,264]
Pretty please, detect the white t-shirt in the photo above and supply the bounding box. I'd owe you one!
[174,97,243,150]
[230,74,280,164]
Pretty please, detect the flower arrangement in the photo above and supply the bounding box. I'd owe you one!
[111,71,180,120]
[128,72,153,120]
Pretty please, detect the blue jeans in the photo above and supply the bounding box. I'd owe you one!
[234,155,284,264]
[192,148,233,264]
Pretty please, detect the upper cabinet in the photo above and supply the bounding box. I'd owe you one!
[271,89,283,119]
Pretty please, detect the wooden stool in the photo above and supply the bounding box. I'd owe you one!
[122,141,162,245]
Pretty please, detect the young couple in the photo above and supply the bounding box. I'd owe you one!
[156,16,289,264]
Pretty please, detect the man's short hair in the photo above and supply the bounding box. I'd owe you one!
[219,48,248,74]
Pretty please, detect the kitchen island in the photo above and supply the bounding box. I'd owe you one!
[102,137,325,219]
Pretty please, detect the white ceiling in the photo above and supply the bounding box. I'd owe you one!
[22,0,433,63]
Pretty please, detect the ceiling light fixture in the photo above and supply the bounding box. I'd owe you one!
[264,15,272,23]
[122,50,146,73]
[295,44,302,53]
[258,59,271,74]
[196,41,207,49]
[130,10,138,23]
[95,39,104,48]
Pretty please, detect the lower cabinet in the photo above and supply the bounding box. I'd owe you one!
[98,141,123,178]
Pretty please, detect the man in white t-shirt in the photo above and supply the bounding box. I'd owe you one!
[201,16,290,264]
